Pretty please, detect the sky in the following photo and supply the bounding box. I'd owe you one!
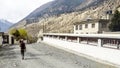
[0,0,53,23]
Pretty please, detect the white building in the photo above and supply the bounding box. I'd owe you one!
[0,32,15,45]
[0,32,4,45]
[74,19,110,34]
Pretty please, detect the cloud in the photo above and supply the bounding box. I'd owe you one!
[0,0,53,23]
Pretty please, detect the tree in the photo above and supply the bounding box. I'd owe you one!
[18,28,28,40]
[10,28,28,40]
[109,10,120,31]
[10,29,20,40]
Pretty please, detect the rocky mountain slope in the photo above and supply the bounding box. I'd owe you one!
[0,19,13,32]
[11,0,120,37]
[14,0,106,26]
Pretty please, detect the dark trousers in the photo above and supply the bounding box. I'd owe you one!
[21,49,25,58]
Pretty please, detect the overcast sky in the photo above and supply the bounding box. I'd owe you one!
[0,0,53,23]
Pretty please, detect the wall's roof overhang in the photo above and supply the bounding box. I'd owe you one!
[0,32,4,36]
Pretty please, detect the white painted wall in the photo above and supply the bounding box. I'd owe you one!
[42,37,120,66]
[74,23,99,34]
[0,36,3,45]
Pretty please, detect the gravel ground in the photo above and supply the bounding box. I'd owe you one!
[0,43,116,68]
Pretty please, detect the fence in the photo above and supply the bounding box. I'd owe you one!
[43,33,120,49]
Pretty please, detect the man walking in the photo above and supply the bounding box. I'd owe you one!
[19,39,26,60]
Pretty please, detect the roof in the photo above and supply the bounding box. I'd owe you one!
[74,19,110,25]
[0,32,4,36]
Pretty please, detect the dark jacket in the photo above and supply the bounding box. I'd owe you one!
[20,42,26,50]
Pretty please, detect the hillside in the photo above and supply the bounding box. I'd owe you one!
[11,0,120,37]
[14,0,106,26]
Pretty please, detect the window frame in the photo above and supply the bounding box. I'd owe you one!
[79,25,82,30]
[85,24,88,28]
[75,25,78,30]
[92,23,95,28]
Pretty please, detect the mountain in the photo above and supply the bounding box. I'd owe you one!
[25,0,105,20]
[10,0,120,37]
[16,0,104,25]
[0,19,13,32]
[25,0,83,19]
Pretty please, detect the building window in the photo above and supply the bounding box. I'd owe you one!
[79,25,82,30]
[85,24,88,28]
[92,23,95,28]
[75,25,78,30]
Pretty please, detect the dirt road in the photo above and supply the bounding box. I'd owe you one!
[0,43,115,68]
